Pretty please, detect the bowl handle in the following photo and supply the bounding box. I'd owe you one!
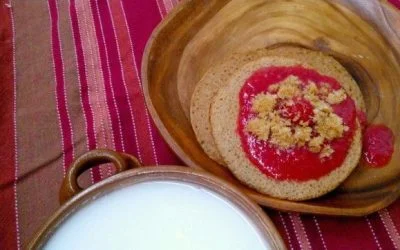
[59,149,141,205]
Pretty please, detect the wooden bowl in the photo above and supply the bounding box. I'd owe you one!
[142,0,400,216]
[29,150,285,249]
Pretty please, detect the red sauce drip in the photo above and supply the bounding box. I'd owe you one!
[238,66,357,181]
[362,125,394,167]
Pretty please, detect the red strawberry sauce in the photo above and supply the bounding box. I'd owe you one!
[238,66,357,181]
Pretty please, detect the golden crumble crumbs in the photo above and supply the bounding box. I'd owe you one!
[309,136,324,153]
[268,111,291,127]
[277,76,302,99]
[305,82,318,96]
[320,145,334,159]
[270,125,295,149]
[294,126,312,146]
[251,93,277,114]
[246,117,270,140]
[315,112,348,140]
[320,83,331,96]
[326,89,346,104]
[246,75,349,159]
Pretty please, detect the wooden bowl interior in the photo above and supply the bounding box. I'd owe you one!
[143,0,400,215]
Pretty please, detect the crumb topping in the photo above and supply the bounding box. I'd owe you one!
[309,136,324,153]
[251,93,277,115]
[320,145,334,159]
[326,89,346,104]
[277,76,302,99]
[294,126,312,146]
[246,117,270,140]
[245,75,349,159]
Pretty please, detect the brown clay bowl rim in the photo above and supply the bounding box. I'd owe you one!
[29,166,286,250]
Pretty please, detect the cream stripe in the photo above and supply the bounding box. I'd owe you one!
[75,0,99,149]
[68,0,94,184]
[163,0,173,13]
[104,0,144,162]
[379,209,400,248]
[81,0,115,178]
[279,212,294,250]
[10,1,21,248]
[155,0,165,17]
[290,213,312,250]
[119,0,159,165]
[75,0,105,179]
[93,0,126,153]
[366,216,383,250]
[76,0,113,152]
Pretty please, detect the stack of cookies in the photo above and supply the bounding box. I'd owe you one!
[190,47,365,200]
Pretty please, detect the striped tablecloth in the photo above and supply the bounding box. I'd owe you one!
[1,0,400,249]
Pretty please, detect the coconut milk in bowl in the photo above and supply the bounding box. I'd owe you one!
[29,150,285,250]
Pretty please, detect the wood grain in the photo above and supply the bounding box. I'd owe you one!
[142,0,400,215]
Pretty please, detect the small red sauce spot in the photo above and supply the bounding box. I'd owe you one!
[362,125,394,168]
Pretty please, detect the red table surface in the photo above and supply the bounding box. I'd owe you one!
[0,0,400,249]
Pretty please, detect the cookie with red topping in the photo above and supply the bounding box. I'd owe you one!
[211,52,363,200]
[191,46,364,170]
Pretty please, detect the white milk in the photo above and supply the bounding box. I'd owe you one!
[44,181,270,250]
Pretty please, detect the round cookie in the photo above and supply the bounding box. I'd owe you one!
[210,56,363,200]
[190,50,271,165]
[191,46,365,166]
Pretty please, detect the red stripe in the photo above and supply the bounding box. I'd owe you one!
[121,0,182,165]
[69,0,101,182]
[379,209,400,248]
[48,0,74,172]
[154,0,167,17]
[108,0,159,165]
[300,215,326,249]
[316,216,378,249]
[279,213,301,250]
[165,0,176,13]
[76,0,115,179]
[0,2,18,249]
[367,213,396,249]
[267,210,292,249]
[289,214,312,250]
[90,0,124,152]
[96,0,140,159]
[388,199,400,232]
